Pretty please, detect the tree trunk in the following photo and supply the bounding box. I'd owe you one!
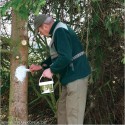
[8,10,28,125]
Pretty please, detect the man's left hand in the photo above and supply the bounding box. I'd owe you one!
[42,68,53,79]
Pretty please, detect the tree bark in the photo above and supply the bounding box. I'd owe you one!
[8,9,28,125]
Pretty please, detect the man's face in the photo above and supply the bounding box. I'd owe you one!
[38,24,50,37]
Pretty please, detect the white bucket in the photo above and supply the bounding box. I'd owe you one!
[39,75,54,94]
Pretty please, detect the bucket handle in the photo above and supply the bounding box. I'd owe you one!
[39,75,53,83]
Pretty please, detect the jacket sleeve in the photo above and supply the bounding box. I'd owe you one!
[50,28,72,74]
[41,56,52,69]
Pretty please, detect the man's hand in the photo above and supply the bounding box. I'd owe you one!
[42,68,53,79]
[29,64,42,72]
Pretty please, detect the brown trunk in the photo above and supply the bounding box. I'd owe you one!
[8,10,28,125]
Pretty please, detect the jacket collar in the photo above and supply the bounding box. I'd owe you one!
[49,20,60,37]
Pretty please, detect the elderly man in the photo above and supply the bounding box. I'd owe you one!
[30,14,91,124]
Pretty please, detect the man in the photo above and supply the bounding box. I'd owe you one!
[30,14,91,124]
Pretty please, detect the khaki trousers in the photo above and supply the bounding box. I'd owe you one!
[57,77,88,125]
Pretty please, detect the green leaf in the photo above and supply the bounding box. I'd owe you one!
[1,0,45,19]
[92,13,100,26]
[18,5,29,19]
[11,0,22,10]
[34,0,46,15]
[121,54,125,64]
[104,16,113,36]
[92,0,100,2]
[0,1,12,16]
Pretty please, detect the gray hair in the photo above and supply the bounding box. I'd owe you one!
[44,16,54,24]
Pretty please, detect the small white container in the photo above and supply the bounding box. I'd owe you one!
[39,75,54,94]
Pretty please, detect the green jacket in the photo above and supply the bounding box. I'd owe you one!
[41,21,91,85]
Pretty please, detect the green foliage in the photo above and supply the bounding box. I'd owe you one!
[104,15,123,36]
[84,0,124,123]
[121,54,125,64]
[1,0,46,19]
[1,69,10,121]
[92,0,101,2]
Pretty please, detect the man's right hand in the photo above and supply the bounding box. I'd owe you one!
[29,64,42,72]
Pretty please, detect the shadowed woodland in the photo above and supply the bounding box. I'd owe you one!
[1,0,124,124]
